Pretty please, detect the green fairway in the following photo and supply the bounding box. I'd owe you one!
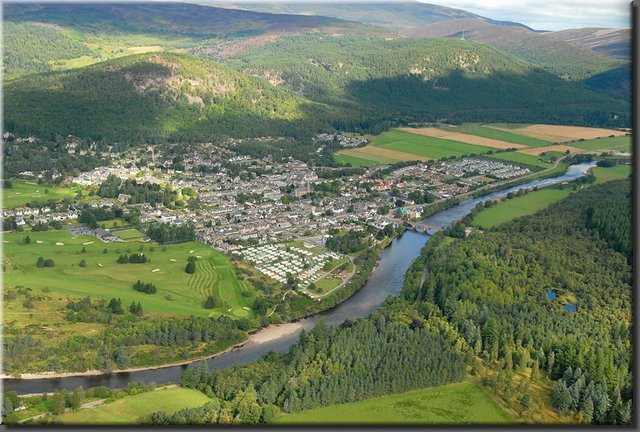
[56,387,210,424]
[570,136,631,151]
[592,164,631,185]
[335,153,385,167]
[472,187,572,229]
[463,126,550,147]
[486,152,552,168]
[2,180,78,208]
[273,381,512,425]
[372,130,491,159]
[3,230,255,319]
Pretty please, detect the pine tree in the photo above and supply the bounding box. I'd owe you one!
[36,256,45,267]
[79,259,86,267]
[185,260,196,274]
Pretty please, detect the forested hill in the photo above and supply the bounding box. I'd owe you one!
[227,34,629,129]
[404,179,632,423]
[4,37,630,144]
[3,53,331,143]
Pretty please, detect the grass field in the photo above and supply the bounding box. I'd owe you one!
[472,165,631,228]
[273,381,513,425]
[472,187,572,229]
[592,164,631,185]
[3,181,78,209]
[397,127,526,149]
[55,387,210,424]
[114,228,145,241]
[464,126,550,147]
[500,124,625,142]
[334,153,385,167]
[569,136,631,151]
[485,152,552,168]
[373,130,491,159]
[3,230,255,319]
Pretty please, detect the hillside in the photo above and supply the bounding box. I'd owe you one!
[3,53,331,142]
[544,28,631,60]
[2,2,381,79]
[225,1,533,34]
[411,18,625,81]
[226,34,629,129]
[5,36,630,144]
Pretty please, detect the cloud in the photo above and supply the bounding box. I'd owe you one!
[419,0,631,31]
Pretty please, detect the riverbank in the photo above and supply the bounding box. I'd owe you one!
[3,162,595,395]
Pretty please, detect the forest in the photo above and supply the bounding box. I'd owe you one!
[133,178,633,425]
[162,316,466,424]
[404,179,632,424]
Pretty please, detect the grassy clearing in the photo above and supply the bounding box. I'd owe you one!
[372,130,491,160]
[569,136,631,151]
[3,230,255,319]
[472,164,631,228]
[334,153,385,167]
[55,387,210,425]
[465,126,550,147]
[2,181,78,208]
[485,152,552,168]
[273,381,513,425]
[472,187,572,229]
[592,164,631,185]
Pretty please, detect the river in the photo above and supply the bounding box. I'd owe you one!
[2,162,596,395]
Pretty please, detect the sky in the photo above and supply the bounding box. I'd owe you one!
[419,0,632,31]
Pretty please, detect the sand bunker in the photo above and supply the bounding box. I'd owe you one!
[82,241,94,245]
[196,255,203,259]
[152,268,160,273]
[55,242,64,246]
[169,259,177,262]
[189,250,195,253]
[242,306,250,311]
[98,263,103,267]
[35,240,43,244]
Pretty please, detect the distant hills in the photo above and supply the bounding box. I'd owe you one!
[2,1,631,143]
[221,2,536,34]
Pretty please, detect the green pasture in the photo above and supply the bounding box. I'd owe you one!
[114,228,145,241]
[592,164,631,185]
[472,164,631,228]
[372,130,491,159]
[472,187,572,229]
[570,136,631,151]
[462,126,550,147]
[3,230,255,319]
[55,387,210,425]
[273,381,512,425]
[3,181,78,209]
[335,153,385,167]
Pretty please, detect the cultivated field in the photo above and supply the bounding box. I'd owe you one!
[334,153,385,167]
[336,145,426,165]
[3,230,255,319]
[517,145,581,156]
[2,181,78,209]
[273,381,512,425]
[472,164,631,228]
[472,187,572,229]
[496,124,625,142]
[569,135,631,151]
[462,126,550,147]
[373,130,491,159]
[397,127,526,149]
[55,387,210,424]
